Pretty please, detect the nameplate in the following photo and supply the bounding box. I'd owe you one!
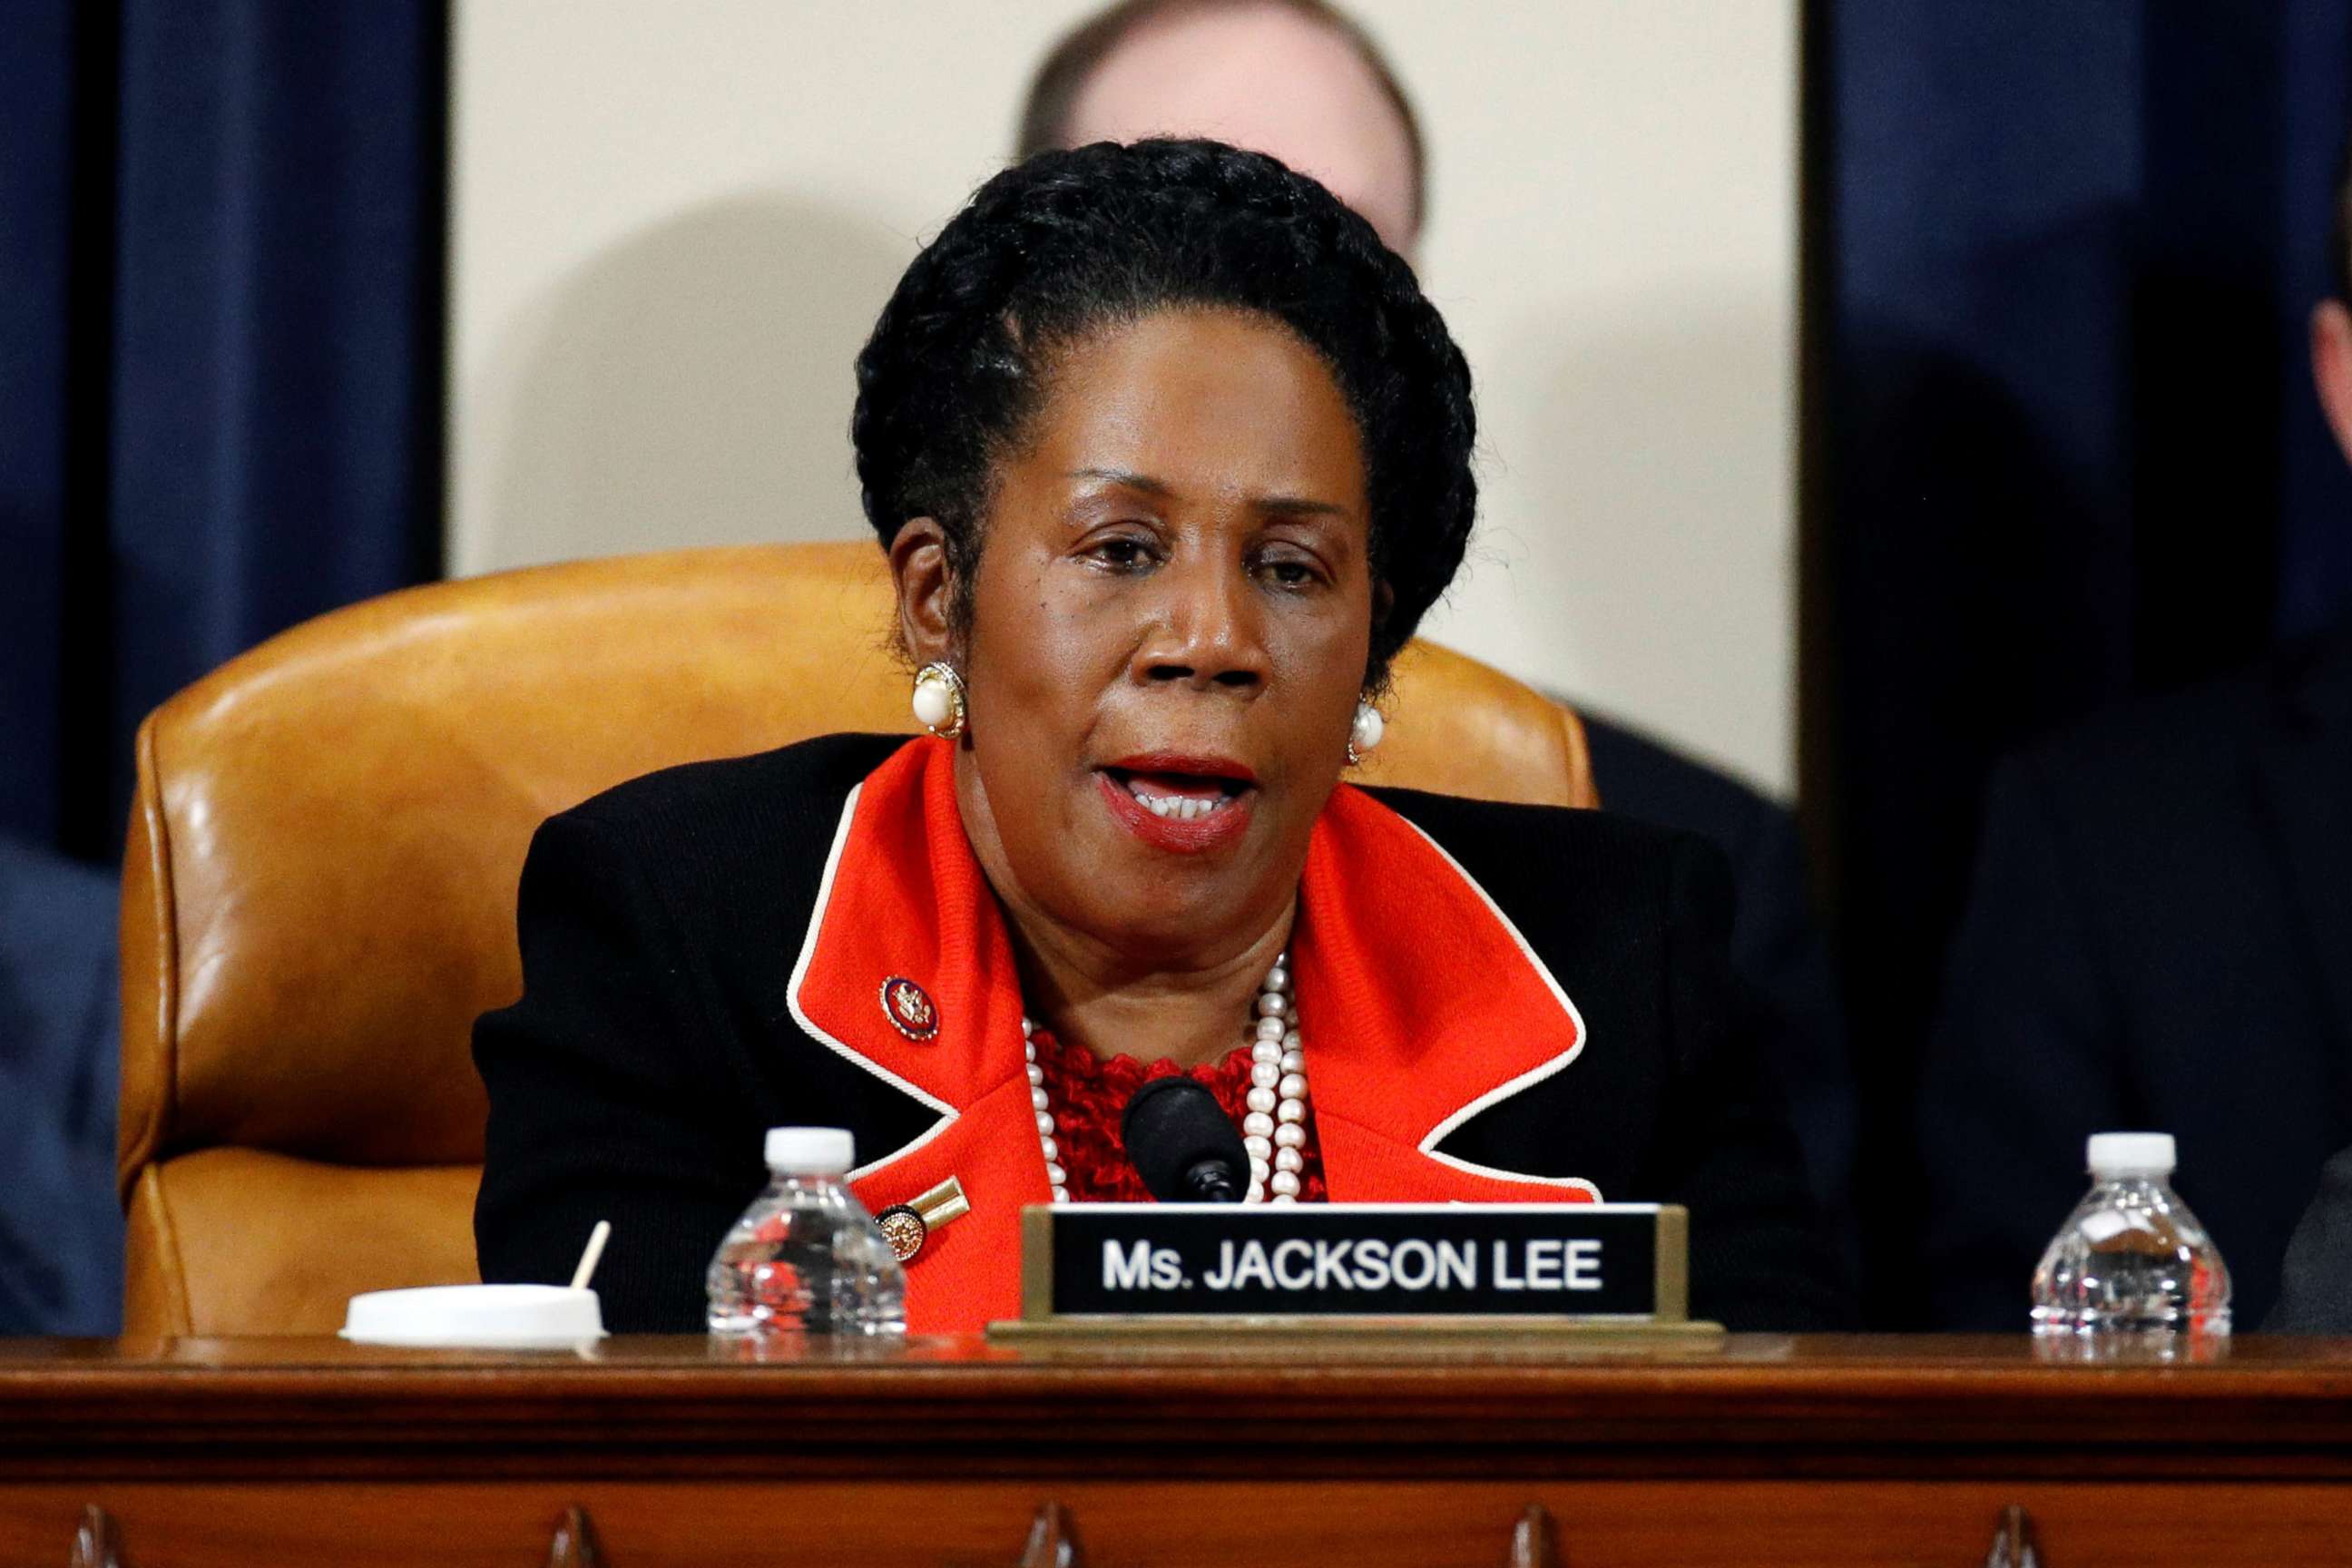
[1011,1202,1689,1328]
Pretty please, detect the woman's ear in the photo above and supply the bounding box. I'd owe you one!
[888,518,956,665]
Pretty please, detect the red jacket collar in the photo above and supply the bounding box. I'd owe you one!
[789,737,1596,1332]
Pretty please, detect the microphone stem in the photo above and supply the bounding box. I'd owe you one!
[1183,1161,1245,1202]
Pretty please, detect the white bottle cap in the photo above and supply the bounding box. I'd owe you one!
[2087,1132,2176,1177]
[765,1125,855,1174]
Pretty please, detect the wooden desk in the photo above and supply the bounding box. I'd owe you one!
[5,1335,2349,1565]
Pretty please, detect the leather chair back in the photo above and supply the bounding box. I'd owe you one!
[118,542,1594,1334]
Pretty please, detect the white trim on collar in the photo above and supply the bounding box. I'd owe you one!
[1422,1148,1602,1198]
[1397,816,1602,1200]
[785,781,959,1182]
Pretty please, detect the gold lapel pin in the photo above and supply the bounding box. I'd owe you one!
[875,1175,971,1262]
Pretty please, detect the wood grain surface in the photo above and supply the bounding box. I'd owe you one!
[3,1335,2347,1565]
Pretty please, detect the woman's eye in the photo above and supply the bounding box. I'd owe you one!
[1256,554,1324,590]
[1085,536,1155,571]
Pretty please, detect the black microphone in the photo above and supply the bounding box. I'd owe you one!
[1121,1078,1250,1202]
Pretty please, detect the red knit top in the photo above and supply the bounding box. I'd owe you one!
[1029,1031,1328,1202]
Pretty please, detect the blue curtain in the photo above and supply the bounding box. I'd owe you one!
[1812,0,2352,1321]
[0,0,443,1333]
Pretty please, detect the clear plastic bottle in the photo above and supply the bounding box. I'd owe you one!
[705,1127,906,1336]
[2030,1132,2230,1344]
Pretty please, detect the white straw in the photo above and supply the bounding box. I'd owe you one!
[568,1220,612,1291]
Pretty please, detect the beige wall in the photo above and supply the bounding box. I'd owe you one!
[451,0,1798,795]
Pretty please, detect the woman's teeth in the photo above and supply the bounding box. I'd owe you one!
[1126,781,1234,820]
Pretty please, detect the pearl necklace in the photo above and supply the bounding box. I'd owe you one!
[1024,952,1311,1204]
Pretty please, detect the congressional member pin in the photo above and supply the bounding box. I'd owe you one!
[879,976,939,1041]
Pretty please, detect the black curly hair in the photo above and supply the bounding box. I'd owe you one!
[850,137,1476,691]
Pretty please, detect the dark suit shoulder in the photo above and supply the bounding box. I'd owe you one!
[2012,671,2259,811]
[544,732,895,895]
[2007,620,2352,825]
[1984,658,2289,916]
[1582,712,1779,863]
[1358,788,1735,1066]
[1366,782,1700,876]
[560,731,904,842]
[535,732,910,981]
[1364,789,1730,949]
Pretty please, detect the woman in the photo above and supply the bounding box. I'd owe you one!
[475,140,1843,1333]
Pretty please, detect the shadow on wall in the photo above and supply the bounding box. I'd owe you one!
[1508,301,1790,789]
[476,195,915,570]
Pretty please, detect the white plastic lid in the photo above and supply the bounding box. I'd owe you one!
[765,1125,855,1173]
[340,1284,605,1348]
[2087,1132,2176,1177]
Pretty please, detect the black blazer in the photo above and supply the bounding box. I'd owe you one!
[1582,713,1855,1262]
[1921,623,2352,1329]
[475,733,1846,1333]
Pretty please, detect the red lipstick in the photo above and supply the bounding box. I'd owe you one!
[1096,754,1258,854]
[1104,752,1259,784]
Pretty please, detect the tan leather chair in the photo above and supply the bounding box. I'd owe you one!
[117,541,1594,1335]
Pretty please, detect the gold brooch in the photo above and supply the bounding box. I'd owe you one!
[874,1175,971,1262]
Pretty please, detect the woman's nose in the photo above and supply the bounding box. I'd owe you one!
[1137,556,1269,692]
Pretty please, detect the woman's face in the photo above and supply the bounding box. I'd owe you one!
[944,306,1374,966]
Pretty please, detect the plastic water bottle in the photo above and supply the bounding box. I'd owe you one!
[2030,1132,2230,1345]
[705,1127,906,1336]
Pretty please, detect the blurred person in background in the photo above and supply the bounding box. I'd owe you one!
[2272,1140,2352,1332]
[0,838,121,1335]
[1919,146,2352,1332]
[1015,0,1856,1254]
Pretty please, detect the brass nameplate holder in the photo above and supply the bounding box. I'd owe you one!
[987,1201,1721,1341]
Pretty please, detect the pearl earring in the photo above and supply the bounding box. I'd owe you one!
[911,662,967,739]
[1346,701,1385,766]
